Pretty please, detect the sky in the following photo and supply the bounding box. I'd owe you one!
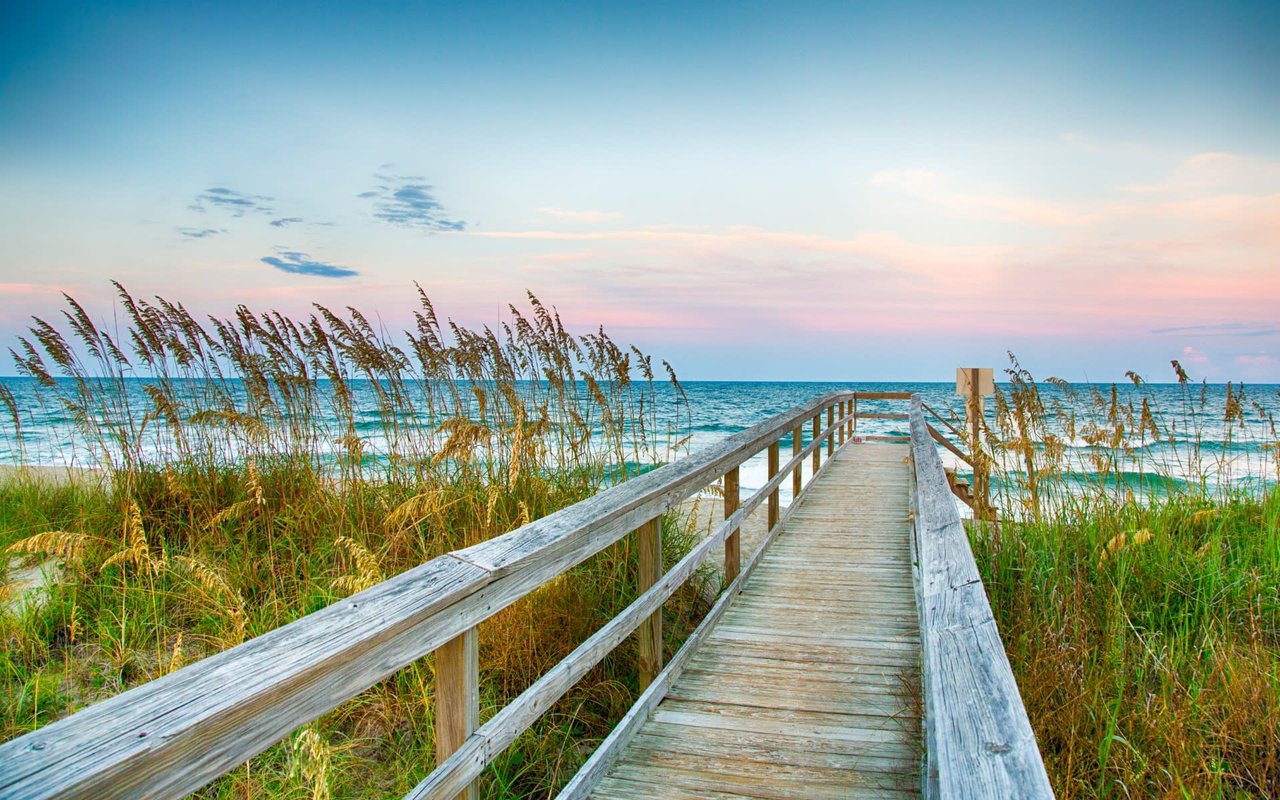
[1,0,1278,382]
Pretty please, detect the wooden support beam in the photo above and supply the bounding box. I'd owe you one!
[435,627,479,800]
[792,427,802,499]
[767,441,780,529]
[723,467,740,582]
[636,517,663,689]
[826,405,835,456]
[811,415,820,472]
[837,400,846,445]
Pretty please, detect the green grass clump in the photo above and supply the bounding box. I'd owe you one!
[0,285,705,798]
[975,357,1280,798]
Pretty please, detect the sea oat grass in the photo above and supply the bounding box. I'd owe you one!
[976,359,1280,798]
[0,286,701,798]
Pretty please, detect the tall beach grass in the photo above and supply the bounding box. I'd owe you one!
[0,284,704,798]
[975,357,1279,798]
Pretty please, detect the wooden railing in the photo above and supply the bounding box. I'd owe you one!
[0,390,1042,800]
[0,391,878,800]
[907,396,1054,798]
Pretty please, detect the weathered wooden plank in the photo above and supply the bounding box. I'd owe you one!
[591,775,744,800]
[408,457,818,799]
[435,627,478,800]
[723,466,740,582]
[709,624,919,651]
[636,517,663,689]
[555,436,834,800]
[791,427,803,498]
[576,442,923,799]
[1,391,872,800]
[696,635,920,668]
[451,392,857,579]
[909,397,1054,799]
[688,650,914,679]
[0,555,489,800]
[827,405,835,455]
[652,700,916,745]
[927,421,973,467]
[629,727,917,774]
[609,751,915,799]
[767,441,779,529]
[811,414,821,472]
[852,391,914,400]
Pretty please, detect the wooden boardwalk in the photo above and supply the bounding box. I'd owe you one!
[0,393,1053,800]
[591,443,922,799]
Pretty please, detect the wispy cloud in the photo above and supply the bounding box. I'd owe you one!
[1152,322,1280,337]
[538,207,624,223]
[360,173,465,232]
[190,187,275,217]
[269,217,304,228]
[176,227,225,239]
[868,169,1092,227]
[260,250,358,278]
[1121,152,1280,196]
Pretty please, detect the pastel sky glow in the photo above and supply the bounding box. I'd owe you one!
[2,1,1277,381]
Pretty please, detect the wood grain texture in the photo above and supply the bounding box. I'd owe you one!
[811,415,821,472]
[637,517,664,689]
[578,443,923,799]
[435,628,479,800]
[724,467,740,582]
[928,422,974,468]
[792,428,803,498]
[909,397,1054,799]
[767,442,780,530]
[0,392,860,800]
[0,555,489,800]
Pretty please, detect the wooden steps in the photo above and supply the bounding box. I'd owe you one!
[587,443,921,799]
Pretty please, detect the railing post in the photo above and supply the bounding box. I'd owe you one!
[852,397,858,434]
[637,516,663,689]
[435,627,479,800]
[811,415,821,472]
[827,405,835,456]
[724,467,740,582]
[838,400,846,445]
[958,367,994,520]
[768,441,780,529]
[792,426,802,499]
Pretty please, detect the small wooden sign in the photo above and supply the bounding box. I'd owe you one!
[956,367,994,397]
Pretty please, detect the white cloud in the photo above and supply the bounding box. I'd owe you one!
[537,207,625,223]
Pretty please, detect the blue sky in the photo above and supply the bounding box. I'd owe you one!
[1,1,1277,381]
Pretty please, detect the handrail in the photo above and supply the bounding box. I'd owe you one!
[418,403,856,798]
[908,396,1053,798]
[0,391,861,800]
[928,421,975,468]
[921,400,966,442]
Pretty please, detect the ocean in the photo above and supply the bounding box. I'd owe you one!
[1,378,1277,503]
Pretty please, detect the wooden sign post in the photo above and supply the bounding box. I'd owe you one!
[956,368,994,519]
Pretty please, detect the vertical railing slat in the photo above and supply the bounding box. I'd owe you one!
[724,467,740,582]
[636,517,663,689]
[435,627,479,800]
[792,427,803,500]
[811,415,820,472]
[767,442,780,529]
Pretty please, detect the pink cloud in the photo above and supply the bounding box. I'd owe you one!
[868,169,1094,227]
